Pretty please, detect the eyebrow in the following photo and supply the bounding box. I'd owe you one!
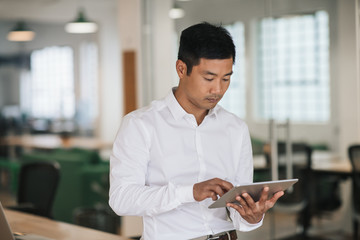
[202,70,233,77]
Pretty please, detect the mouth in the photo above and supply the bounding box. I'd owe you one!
[206,97,220,103]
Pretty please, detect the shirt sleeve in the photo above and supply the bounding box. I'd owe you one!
[109,114,195,217]
[229,123,264,231]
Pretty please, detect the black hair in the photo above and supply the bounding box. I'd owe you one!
[177,22,236,75]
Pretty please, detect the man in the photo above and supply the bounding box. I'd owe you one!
[109,22,283,240]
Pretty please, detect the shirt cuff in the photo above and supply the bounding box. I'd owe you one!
[175,185,196,203]
[238,213,264,232]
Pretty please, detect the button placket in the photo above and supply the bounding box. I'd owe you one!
[195,125,213,232]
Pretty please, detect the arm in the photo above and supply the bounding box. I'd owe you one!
[109,115,194,217]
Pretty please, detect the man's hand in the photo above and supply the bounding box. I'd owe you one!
[193,178,233,201]
[226,187,284,224]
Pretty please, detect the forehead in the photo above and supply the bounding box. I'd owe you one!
[195,58,233,73]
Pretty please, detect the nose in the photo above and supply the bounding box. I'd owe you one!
[210,80,222,94]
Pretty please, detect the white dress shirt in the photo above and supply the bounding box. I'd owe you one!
[109,89,262,239]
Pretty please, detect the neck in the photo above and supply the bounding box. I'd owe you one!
[174,88,208,125]
[194,110,208,125]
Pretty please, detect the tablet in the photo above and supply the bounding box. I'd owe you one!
[208,178,298,208]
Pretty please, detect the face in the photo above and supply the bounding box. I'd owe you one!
[176,58,233,114]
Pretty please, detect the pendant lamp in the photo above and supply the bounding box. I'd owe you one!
[7,21,35,42]
[65,9,98,34]
[169,4,185,19]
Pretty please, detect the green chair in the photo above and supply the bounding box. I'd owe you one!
[21,148,109,223]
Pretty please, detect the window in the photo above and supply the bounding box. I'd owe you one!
[220,22,246,118]
[29,46,75,119]
[255,11,329,122]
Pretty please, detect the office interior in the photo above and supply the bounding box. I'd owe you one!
[0,0,359,239]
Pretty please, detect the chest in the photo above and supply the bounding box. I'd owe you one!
[146,121,242,184]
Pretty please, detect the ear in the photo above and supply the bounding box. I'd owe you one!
[176,60,187,78]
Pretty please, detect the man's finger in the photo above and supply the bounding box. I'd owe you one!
[227,202,245,214]
[220,180,234,192]
[258,187,270,204]
[269,191,284,203]
[211,178,233,191]
[236,195,248,209]
[241,192,256,208]
[210,191,218,201]
[208,185,222,196]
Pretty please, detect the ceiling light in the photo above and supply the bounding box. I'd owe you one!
[169,4,185,19]
[65,9,98,34]
[7,21,35,42]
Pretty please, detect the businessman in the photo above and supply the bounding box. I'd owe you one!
[109,22,283,240]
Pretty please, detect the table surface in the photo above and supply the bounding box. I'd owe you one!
[4,208,128,240]
[0,134,113,150]
[253,150,352,173]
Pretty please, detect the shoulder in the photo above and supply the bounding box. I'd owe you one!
[216,105,248,130]
[121,98,166,128]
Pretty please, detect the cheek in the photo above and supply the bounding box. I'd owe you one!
[222,81,230,93]
[191,78,208,93]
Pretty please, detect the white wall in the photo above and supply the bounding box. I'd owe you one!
[118,0,143,108]
[150,0,177,101]
[97,8,122,143]
[336,0,360,158]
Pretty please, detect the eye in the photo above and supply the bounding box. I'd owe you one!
[222,78,230,82]
[204,77,214,81]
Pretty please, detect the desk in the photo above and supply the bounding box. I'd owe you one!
[0,134,113,159]
[0,134,112,150]
[254,150,352,174]
[311,151,351,176]
[4,208,128,240]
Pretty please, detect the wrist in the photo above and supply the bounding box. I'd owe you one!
[176,185,196,203]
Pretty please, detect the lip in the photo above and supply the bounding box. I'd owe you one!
[206,97,219,103]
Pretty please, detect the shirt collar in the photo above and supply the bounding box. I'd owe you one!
[165,87,188,121]
[208,105,219,118]
[165,87,219,121]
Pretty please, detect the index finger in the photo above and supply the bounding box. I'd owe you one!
[220,179,234,192]
[210,178,234,191]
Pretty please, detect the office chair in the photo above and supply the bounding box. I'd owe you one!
[264,142,313,238]
[9,161,60,218]
[348,144,360,240]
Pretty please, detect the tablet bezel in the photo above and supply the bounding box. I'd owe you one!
[208,178,298,209]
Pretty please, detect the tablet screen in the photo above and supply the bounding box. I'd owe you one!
[208,178,298,208]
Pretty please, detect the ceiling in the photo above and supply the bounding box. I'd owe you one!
[0,0,117,23]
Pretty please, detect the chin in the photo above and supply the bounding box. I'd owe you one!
[207,104,218,110]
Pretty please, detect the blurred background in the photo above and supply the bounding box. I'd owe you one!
[0,0,359,239]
